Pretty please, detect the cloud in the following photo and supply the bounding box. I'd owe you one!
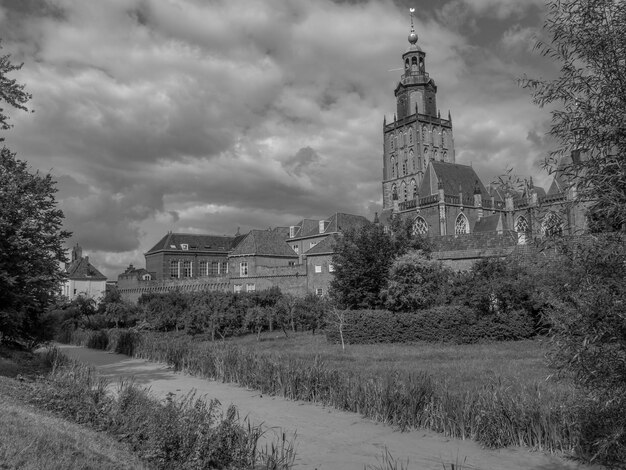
[0,0,555,279]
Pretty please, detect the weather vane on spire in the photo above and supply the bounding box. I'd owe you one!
[408,7,418,45]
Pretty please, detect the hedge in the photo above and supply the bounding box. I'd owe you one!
[325,306,536,344]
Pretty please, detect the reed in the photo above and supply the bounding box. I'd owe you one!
[65,330,581,455]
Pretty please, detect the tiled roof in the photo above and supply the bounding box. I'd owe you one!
[146,232,242,254]
[291,219,321,238]
[305,234,340,255]
[324,212,370,233]
[420,161,490,199]
[66,257,107,281]
[474,213,508,233]
[230,228,298,257]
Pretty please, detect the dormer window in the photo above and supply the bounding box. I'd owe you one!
[319,220,327,234]
[289,226,296,238]
[170,244,176,249]
[180,243,189,251]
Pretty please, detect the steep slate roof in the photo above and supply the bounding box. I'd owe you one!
[305,234,340,255]
[324,212,370,233]
[230,228,298,257]
[473,213,509,233]
[419,161,490,199]
[547,154,576,195]
[146,232,243,254]
[289,218,322,238]
[66,257,107,281]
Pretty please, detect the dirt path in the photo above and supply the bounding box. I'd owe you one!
[58,345,594,470]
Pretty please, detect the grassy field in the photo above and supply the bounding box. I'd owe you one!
[225,331,559,393]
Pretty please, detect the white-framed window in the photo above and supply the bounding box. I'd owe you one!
[328,264,335,272]
[315,265,322,273]
[240,262,248,277]
[181,243,189,251]
[246,283,256,292]
[211,261,220,275]
[181,260,192,278]
[319,220,326,234]
[310,241,318,249]
[199,261,209,276]
[412,216,429,235]
[455,213,470,235]
[169,260,179,278]
[316,288,323,297]
[234,284,242,293]
[221,261,228,274]
[289,226,296,238]
[293,244,299,254]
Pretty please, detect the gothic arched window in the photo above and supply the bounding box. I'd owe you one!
[443,151,448,162]
[390,156,395,178]
[402,160,407,176]
[390,134,394,150]
[515,216,530,245]
[424,146,429,161]
[409,128,413,144]
[401,181,407,201]
[422,125,426,141]
[392,184,398,201]
[411,179,417,199]
[455,213,470,235]
[412,216,429,235]
[442,129,447,148]
[542,212,563,237]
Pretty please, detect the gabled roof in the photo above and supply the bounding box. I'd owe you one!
[419,161,490,199]
[146,232,243,254]
[305,234,340,256]
[230,228,298,258]
[473,213,509,233]
[66,257,107,281]
[290,218,321,238]
[547,153,576,196]
[324,212,370,233]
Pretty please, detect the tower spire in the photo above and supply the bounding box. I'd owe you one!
[408,8,418,45]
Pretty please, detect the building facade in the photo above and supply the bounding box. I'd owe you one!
[62,244,107,301]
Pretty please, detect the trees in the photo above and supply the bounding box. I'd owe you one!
[383,250,451,312]
[0,149,71,346]
[329,218,430,309]
[523,0,626,231]
[0,42,31,139]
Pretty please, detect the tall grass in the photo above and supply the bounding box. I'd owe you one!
[62,330,581,455]
[33,347,296,469]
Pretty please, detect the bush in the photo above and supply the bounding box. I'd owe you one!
[325,307,536,344]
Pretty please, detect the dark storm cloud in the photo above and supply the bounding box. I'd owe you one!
[0,0,555,278]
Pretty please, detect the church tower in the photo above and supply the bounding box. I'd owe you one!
[382,9,456,211]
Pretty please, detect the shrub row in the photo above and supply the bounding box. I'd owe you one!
[64,330,580,456]
[29,348,295,469]
[325,307,536,345]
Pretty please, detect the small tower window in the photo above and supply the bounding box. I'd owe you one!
[402,160,407,176]
[401,181,407,201]
[392,184,398,201]
[391,157,396,178]
[442,129,447,148]
[422,125,426,141]
[409,128,413,144]
[419,57,424,72]
[390,134,394,150]
[411,179,417,199]
[405,58,410,70]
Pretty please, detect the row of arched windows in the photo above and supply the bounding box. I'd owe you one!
[388,126,449,150]
[400,212,564,241]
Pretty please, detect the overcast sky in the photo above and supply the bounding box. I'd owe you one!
[0,0,559,279]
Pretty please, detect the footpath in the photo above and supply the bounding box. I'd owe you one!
[58,344,595,470]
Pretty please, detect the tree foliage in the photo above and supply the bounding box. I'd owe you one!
[0,149,70,345]
[330,218,430,309]
[383,250,451,312]
[0,41,31,139]
[523,0,626,230]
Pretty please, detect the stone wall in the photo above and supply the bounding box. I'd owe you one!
[117,276,230,303]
